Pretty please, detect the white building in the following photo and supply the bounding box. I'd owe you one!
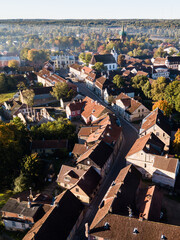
[51,55,75,69]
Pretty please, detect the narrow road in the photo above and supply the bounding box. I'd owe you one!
[73,82,138,239]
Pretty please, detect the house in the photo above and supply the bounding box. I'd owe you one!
[89,48,118,71]
[1,198,44,231]
[70,166,101,204]
[81,96,110,124]
[104,86,135,104]
[89,213,180,240]
[78,126,100,144]
[31,139,68,155]
[85,72,97,91]
[56,165,87,189]
[86,113,123,156]
[90,164,142,230]
[20,87,57,107]
[3,100,29,119]
[151,57,166,66]
[66,99,84,119]
[126,132,165,178]
[50,54,75,69]
[57,165,101,204]
[165,56,180,70]
[72,143,89,158]
[139,108,171,150]
[69,63,83,80]
[114,93,150,122]
[94,76,112,98]
[23,190,84,240]
[136,70,149,77]
[152,155,179,188]
[76,140,113,178]
[151,65,170,79]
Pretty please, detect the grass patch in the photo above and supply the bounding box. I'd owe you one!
[0,190,13,209]
[0,92,17,104]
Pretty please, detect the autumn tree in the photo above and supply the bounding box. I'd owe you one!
[51,82,69,100]
[152,100,172,117]
[173,129,180,155]
[113,75,124,88]
[117,54,125,67]
[8,60,20,69]
[22,89,35,116]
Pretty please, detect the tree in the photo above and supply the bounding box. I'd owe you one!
[79,53,85,62]
[14,172,28,193]
[17,81,26,91]
[142,81,151,98]
[151,77,168,101]
[164,81,180,109]
[92,62,106,72]
[113,75,124,88]
[108,95,115,104]
[173,129,180,155]
[117,54,125,67]
[8,60,20,69]
[20,48,30,60]
[152,100,172,117]
[131,75,148,89]
[51,82,69,100]
[153,47,166,58]
[22,89,35,116]
[85,53,92,65]
[175,93,180,112]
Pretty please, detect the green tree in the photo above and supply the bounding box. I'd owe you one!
[142,81,152,98]
[20,48,30,60]
[92,62,106,72]
[175,93,180,112]
[113,75,124,88]
[164,81,180,109]
[14,172,28,193]
[152,100,172,117]
[51,82,69,100]
[17,81,26,91]
[79,53,85,62]
[131,75,148,89]
[151,77,168,101]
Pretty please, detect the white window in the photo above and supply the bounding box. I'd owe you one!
[87,161,90,165]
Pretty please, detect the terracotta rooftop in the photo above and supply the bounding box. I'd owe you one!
[86,72,96,82]
[90,213,180,240]
[95,76,107,90]
[136,185,163,222]
[153,57,167,65]
[126,132,165,157]
[153,155,179,173]
[23,190,84,240]
[56,165,86,186]
[78,126,99,137]
[76,140,113,168]
[82,66,93,74]
[72,143,89,157]
[136,71,149,76]
[70,63,83,71]
[140,108,171,136]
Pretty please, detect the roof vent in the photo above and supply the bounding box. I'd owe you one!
[111,181,116,186]
[161,235,167,240]
[133,228,139,235]
[104,222,110,230]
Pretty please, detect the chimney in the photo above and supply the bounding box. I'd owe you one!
[29,187,33,200]
[85,223,89,238]
[27,197,31,208]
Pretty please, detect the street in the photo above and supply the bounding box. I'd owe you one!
[73,82,138,239]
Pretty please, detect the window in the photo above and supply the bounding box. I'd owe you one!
[138,109,140,112]
[163,133,165,137]
[142,109,144,112]
[87,161,90,165]
[76,188,79,192]
[144,164,146,168]
[156,132,159,136]
[21,223,25,229]
[12,221,16,227]
[109,65,111,70]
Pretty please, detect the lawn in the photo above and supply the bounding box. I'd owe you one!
[0,92,17,104]
[0,190,13,209]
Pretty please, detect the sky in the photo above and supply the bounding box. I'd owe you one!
[1,0,180,19]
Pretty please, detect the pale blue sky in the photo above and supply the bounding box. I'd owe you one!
[1,0,180,19]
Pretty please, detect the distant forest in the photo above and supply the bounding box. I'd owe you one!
[1,19,180,28]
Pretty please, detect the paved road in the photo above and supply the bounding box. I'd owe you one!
[73,82,138,239]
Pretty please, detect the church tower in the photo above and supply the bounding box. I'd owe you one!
[119,24,126,42]
[111,47,118,62]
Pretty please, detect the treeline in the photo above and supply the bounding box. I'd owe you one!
[1,19,180,28]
